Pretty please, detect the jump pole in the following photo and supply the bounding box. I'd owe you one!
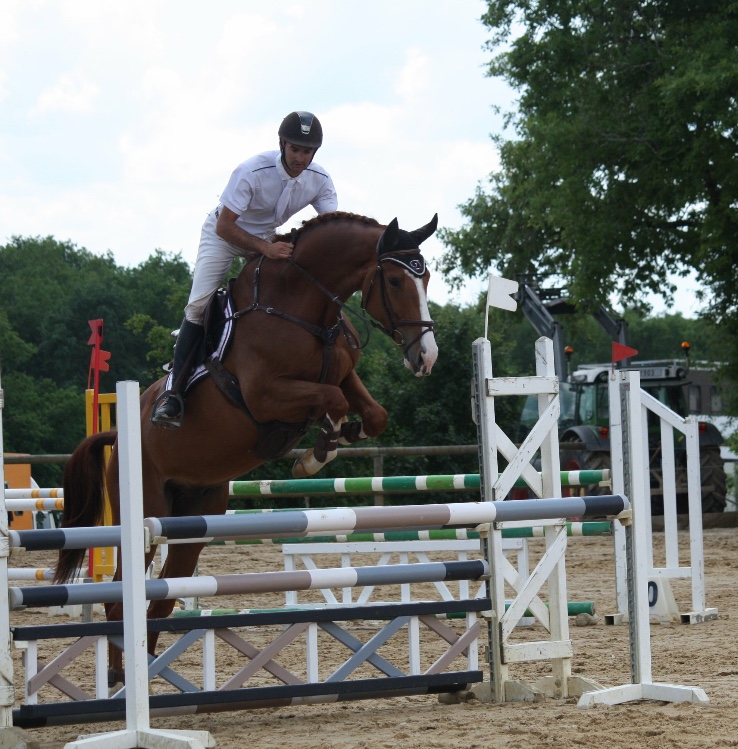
[0,372,39,749]
[63,381,213,749]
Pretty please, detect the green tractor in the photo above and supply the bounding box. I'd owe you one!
[515,277,727,514]
[543,361,726,514]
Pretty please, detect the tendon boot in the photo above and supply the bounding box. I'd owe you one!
[151,319,204,429]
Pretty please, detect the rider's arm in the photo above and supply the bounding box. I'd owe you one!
[215,206,293,260]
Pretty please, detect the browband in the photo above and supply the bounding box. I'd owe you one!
[380,252,426,277]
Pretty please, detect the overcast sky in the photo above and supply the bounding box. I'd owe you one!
[0,0,700,313]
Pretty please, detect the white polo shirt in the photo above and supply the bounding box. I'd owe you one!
[217,150,337,239]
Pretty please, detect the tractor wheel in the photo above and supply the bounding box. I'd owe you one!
[699,446,727,514]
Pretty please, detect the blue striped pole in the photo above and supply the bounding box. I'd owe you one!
[146,495,629,544]
[7,496,627,551]
[9,559,489,610]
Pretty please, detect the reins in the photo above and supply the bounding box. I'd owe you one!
[229,255,370,351]
[226,236,435,359]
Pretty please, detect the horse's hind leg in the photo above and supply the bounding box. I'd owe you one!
[145,484,229,652]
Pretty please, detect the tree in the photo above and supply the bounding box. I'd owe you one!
[440,1,738,409]
[0,236,192,471]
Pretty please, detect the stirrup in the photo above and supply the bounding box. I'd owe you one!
[150,391,185,429]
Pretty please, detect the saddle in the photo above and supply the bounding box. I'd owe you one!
[178,281,314,461]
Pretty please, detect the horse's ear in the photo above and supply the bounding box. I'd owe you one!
[377,218,400,254]
[407,214,438,247]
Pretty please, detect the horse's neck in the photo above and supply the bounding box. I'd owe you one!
[235,228,377,325]
[296,234,374,297]
[287,228,378,314]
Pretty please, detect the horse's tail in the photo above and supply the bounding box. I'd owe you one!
[53,431,117,584]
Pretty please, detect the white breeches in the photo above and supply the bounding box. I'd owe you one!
[184,211,244,323]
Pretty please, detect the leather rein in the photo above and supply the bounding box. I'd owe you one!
[228,248,435,360]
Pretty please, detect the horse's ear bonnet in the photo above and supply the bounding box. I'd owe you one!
[377,214,438,277]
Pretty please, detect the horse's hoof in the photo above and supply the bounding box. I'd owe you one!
[292,456,311,478]
[108,667,125,689]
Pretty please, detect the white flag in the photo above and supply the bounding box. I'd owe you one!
[485,274,519,338]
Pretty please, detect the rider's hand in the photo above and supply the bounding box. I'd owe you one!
[263,241,294,260]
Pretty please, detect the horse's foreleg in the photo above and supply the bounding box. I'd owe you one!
[291,372,387,478]
[146,541,207,652]
[338,369,388,442]
[292,414,342,478]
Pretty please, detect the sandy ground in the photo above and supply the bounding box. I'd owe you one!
[8,525,738,749]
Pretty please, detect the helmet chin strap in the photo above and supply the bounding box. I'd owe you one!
[279,139,318,170]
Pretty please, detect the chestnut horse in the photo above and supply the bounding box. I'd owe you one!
[54,211,439,686]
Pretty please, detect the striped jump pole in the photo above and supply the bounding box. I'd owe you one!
[3,498,64,512]
[229,470,610,498]
[145,495,629,545]
[7,567,55,582]
[172,600,596,619]
[7,515,617,553]
[9,526,121,552]
[3,488,64,500]
[9,559,490,610]
[1,468,611,509]
[209,521,614,546]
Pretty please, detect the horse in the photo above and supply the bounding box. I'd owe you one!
[54,211,439,686]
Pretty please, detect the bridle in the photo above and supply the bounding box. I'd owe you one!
[229,245,435,362]
[361,249,436,358]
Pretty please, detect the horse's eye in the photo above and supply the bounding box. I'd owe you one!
[388,277,402,289]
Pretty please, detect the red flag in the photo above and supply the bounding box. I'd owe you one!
[88,348,112,370]
[612,342,638,364]
[87,318,104,346]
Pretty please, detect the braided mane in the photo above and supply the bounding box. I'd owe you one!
[274,211,382,243]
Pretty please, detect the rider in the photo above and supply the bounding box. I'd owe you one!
[151,111,338,429]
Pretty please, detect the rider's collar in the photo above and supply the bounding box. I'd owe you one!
[275,153,303,182]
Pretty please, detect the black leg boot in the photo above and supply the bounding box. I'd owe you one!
[151,319,204,429]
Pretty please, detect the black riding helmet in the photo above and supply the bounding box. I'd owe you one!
[278,111,323,149]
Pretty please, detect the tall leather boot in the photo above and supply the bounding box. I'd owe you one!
[150,319,204,429]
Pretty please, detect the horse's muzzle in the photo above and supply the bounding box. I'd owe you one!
[404,330,438,376]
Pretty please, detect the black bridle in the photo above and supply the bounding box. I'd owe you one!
[229,249,434,359]
[361,249,436,357]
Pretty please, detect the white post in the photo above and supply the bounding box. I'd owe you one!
[65,381,213,749]
[579,370,709,706]
[608,371,629,622]
[0,371,39,749]
[534,338,570,697]
[608,375,716,625]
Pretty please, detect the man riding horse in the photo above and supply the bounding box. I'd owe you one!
[152,110,337,428]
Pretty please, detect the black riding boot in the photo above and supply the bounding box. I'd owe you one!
[150,319,204,429]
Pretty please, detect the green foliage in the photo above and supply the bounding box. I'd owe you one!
[441,1,738,411]
[0,236,192,473]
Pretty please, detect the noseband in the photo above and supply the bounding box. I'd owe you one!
[361,249,436,357]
